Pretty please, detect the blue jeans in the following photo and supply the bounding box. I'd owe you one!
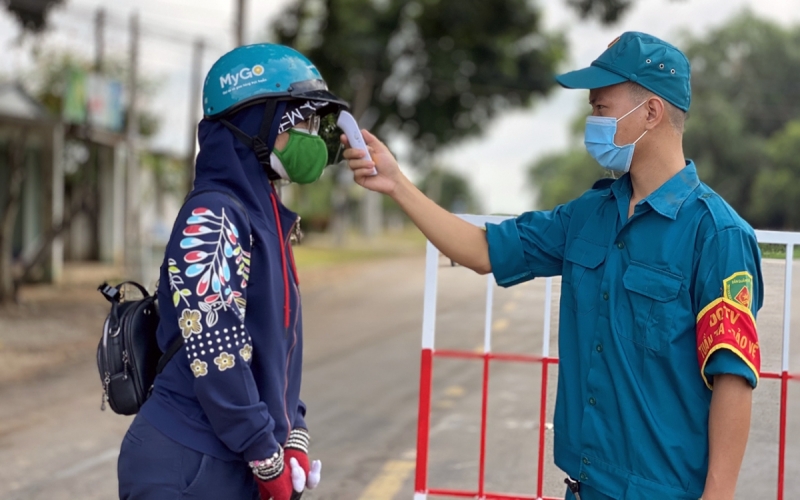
[118,414,260,500]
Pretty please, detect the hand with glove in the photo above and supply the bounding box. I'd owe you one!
[251,429,321,500]
[251,448,294,500]
[285,428,322,498]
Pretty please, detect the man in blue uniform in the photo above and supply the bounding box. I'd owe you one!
[343,32,761,500]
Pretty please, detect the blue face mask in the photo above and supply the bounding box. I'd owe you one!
[584,100,648,173]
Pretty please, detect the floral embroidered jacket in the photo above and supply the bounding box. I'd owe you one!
[140,103,305,463]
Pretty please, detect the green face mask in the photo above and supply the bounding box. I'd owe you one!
[271,129,329,184]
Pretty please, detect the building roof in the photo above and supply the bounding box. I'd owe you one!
[0,82,53,124]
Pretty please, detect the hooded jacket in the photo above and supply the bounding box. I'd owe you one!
[140,103,304,462]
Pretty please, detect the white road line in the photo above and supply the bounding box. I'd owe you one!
[54,448,119,480]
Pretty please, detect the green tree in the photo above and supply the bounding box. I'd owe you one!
[27,50,161,138]
[271,0,566,159]
[2,0,64,33]
[418,167,482,213]
[528,149,608,209]
[566,0,632,24]
[750,120,800,229]
[682,11,800,222]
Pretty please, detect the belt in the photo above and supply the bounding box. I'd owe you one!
[565,477,582,500]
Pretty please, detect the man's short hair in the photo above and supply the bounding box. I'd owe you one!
[627,83,686,134]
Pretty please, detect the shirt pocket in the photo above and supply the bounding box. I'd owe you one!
[564,238,607,315]
[620,262,682,351]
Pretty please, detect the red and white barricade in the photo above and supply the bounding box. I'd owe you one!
[413,215,800,500]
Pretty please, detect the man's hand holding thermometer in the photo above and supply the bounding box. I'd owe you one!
[340,124,493,275]
[337,111,376,176]
[338,115,405,196]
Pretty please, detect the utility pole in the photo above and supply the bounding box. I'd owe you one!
[186,38,205,194]
[94,8,105,72]
[125,12,142,282]
[234,0,246,46]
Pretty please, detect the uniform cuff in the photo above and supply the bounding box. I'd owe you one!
[486,219,532,288]
[704,349,758,389]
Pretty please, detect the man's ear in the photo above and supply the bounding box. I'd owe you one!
[644,97,666,130]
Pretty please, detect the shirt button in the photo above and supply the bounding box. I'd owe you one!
[596,344,603,353]
[616,241,625,249]
[589,397,596,406]
[603,292,609,301]
[582,457,590,465]
[580,472,588,481]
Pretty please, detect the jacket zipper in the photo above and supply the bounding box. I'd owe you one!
[269,193,291,330]
[269,192,302,439]
[283,282,300,441]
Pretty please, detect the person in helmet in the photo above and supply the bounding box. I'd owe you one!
[117,44,348,500]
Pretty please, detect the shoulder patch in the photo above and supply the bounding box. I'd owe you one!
[724,271,753,310]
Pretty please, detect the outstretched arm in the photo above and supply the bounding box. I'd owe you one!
[342,130,491,274]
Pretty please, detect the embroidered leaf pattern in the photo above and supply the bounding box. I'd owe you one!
[178,206,248,325]
[167,258,191,308]
[176,203,255,377]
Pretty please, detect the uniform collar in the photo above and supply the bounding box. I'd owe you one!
[610,161,700,220]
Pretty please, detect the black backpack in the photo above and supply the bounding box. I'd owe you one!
[96,282,183,415]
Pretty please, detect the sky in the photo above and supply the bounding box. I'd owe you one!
[1,0,798,214]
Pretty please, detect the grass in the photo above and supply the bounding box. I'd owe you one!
[759,243,800,260]
[293,227,427,270]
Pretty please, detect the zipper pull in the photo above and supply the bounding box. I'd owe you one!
[101,372,110,411]
[122,350,129,380]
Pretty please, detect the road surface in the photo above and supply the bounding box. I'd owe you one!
[0,255,798,499]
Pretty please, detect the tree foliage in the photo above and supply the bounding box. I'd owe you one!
[418,167,482,213]
[2,0,64,33]
[682,11,800,228]
[26,50,162,139]
[271,0,566,161]
[566,0,632,24]
[528,149,608,209]
[750,120,800,229]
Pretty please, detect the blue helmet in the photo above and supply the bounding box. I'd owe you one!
[202,43,348,119]
[202,44,348,181]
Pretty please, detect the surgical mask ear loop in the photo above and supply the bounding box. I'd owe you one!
[617,99,648,123]
[615,100,648,147]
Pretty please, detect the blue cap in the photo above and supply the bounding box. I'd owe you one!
[556,32,691,112]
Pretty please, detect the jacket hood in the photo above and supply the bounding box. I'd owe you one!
[194,102,282,226]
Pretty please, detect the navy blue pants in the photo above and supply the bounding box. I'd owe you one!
[118,414,260,500]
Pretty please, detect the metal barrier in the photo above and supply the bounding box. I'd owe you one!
[413,215,800,500]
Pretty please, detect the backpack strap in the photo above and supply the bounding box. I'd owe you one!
[156,335,186,375]
[97,281,151,336]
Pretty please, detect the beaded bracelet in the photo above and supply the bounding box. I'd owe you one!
[249,448,284,481]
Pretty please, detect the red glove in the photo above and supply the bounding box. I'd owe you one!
[256,466,293,500]
[251,449,293,500]
[285,428,310,477]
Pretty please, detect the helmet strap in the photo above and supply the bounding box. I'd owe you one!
[220,100,287,182]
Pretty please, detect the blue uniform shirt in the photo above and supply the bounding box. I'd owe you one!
[486,162,762,500]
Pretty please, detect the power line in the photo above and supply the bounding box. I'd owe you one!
[54,3,229,52]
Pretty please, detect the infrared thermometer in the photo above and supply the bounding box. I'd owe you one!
[337,111,377,176]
